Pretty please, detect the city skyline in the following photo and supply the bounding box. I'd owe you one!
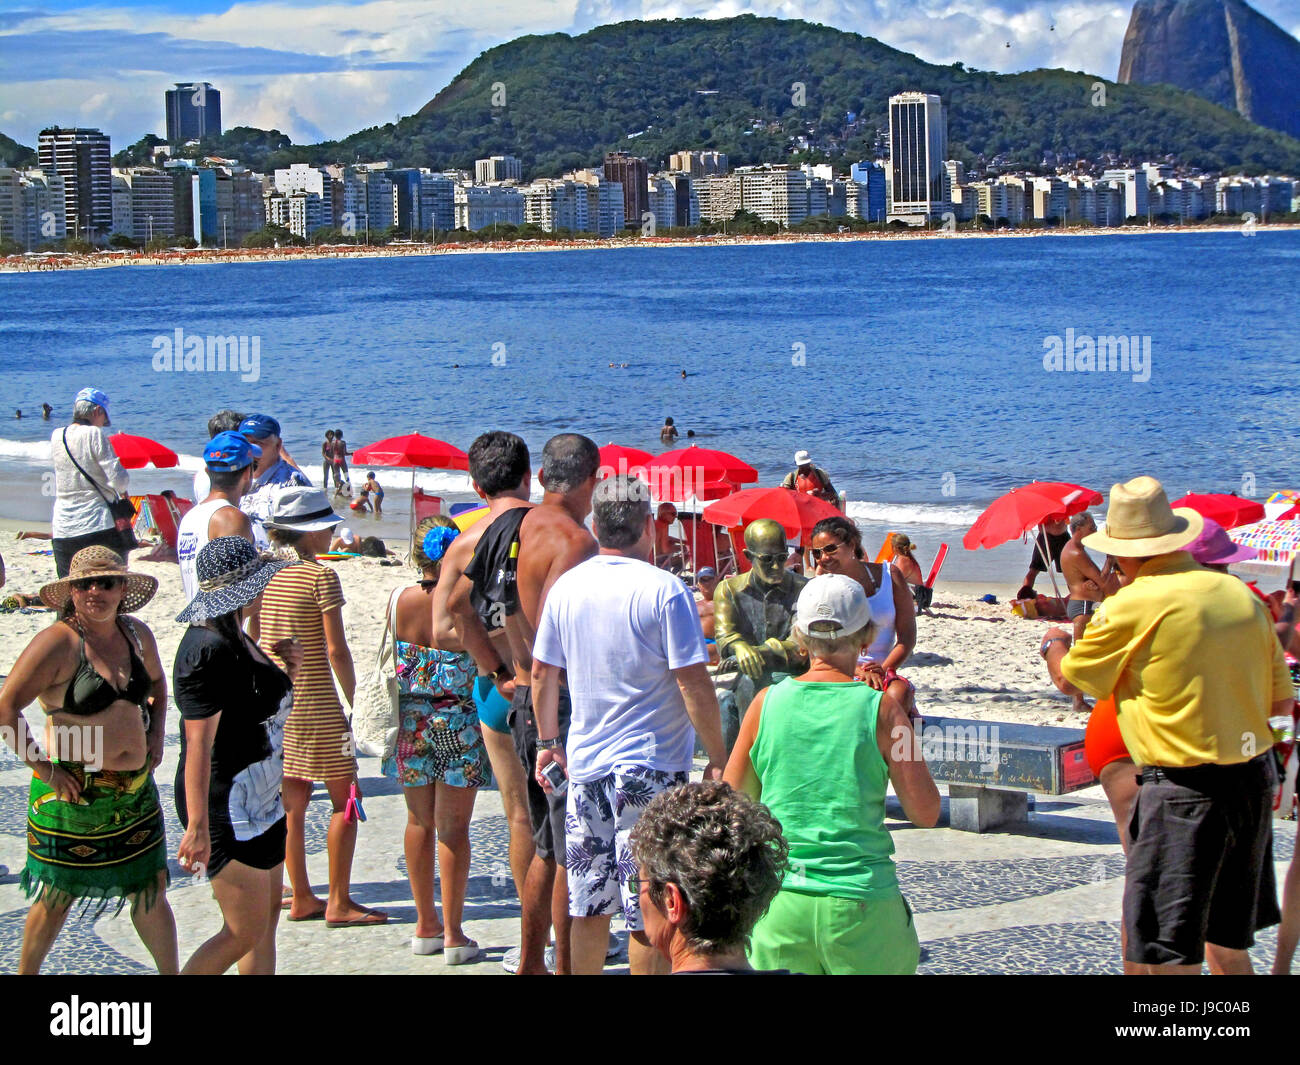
[3,0,1299,150]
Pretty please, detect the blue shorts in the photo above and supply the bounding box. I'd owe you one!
[473,675,512,735]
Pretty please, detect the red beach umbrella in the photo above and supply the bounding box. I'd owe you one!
[962,481,1102,551]
[646,444,758,499]
[352,432,470,551]
[703,486,841,541]
[352,432,469,471]
[597,443,654,478]
[108,431,179,470]
[963,481,1102,596]
[1170,493,1265,530]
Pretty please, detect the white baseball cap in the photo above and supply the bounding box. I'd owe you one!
[795,574,872,638]
[794,449,812,466]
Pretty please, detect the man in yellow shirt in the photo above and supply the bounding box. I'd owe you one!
[1058,476,1292,974]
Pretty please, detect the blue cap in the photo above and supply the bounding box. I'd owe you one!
[238,413,281,439]
[75,387,110,409]
[204,430,261,472]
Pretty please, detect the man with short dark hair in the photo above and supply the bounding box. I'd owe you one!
[192,410,246,501]
[436,431,536,969]
[1060,476,1293,974]
[531,474,727,975]
[177,431,259,602]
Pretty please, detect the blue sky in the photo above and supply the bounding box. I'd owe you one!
[2,0,1297,149]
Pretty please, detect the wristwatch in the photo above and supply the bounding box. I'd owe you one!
[537,736,563,751]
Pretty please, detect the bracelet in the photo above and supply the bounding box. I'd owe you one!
[537,736,563,751]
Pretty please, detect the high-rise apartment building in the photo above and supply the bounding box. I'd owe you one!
[603,152,649,230]
[38,127,112,241]
[165,83,222,144]
[694,174,741,222]
[474,155,522,184]
[454,184,525,231]
[737,165,809,227]
[887,93,948,225]
[848,161,887,222]
[669,150,729,177]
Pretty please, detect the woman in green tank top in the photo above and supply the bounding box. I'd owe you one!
[723,573,939,975]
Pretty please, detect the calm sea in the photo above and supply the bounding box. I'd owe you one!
[2,230,1297,585]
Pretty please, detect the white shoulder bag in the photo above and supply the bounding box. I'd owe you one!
[349,587,402,760]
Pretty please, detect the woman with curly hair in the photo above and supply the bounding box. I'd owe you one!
[630,780,789,973]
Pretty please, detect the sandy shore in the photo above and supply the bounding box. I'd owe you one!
[2,222,1291,274]
[0,521,1086,736]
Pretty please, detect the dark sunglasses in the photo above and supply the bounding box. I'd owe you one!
[809,542,844,560]
[71,576,124,592]
[744,551,786,566]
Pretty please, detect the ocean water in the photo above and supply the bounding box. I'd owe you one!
[2,230,1297,586]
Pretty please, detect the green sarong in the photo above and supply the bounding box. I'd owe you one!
[22,764,169,917]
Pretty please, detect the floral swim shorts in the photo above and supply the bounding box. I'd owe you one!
[382,694,490,790]
[564,765,689,930]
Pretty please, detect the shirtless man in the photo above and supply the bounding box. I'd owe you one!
[654,502,683,570]
[431,432,534,946]
[695,566,720,664]
[1059,511,1119,708]
[1061,512,1118,636]
[508,434,601,974]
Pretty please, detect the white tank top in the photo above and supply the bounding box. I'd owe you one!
[178,498,237,603]
[861,560,897,665]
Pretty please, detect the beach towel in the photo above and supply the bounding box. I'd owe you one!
[22,765,168,916]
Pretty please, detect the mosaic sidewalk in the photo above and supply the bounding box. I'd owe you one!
[0,722,1292,975]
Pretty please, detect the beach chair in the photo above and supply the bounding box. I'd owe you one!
[873,531,898,564]
[406,489,445,561]
[914,543,948,615]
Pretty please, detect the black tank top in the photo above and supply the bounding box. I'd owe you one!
[464,506,529,621]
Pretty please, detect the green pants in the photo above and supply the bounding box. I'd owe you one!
[749,889,919,975]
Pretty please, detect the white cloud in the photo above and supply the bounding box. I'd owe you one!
[2,0,1297,147]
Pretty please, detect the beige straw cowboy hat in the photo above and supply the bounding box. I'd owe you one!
[39,546,158,613]
[1083,476,1204,558]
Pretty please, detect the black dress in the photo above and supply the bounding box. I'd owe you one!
[173,627,293,877]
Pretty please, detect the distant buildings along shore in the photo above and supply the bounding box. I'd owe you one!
[1,87,1296,251]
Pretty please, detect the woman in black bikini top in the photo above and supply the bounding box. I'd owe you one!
[60,617,153,716]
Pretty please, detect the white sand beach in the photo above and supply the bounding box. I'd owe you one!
[2,222,1292,274]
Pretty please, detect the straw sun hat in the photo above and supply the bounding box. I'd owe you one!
[1083,476,1204,558]
[39,546,158,613]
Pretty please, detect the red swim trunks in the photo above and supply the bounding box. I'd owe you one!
[1084,696,1130,777]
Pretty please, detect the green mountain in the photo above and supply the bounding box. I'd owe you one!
[187,15,1300,175]
[0,132,36,168]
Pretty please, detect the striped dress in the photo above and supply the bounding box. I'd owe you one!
[258,559,355,782]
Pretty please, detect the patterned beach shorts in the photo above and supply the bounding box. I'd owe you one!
[382,694,490,790]
[565,765,689,930]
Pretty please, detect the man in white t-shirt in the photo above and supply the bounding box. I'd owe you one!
[177,431,259,603]
[532,474,727,975]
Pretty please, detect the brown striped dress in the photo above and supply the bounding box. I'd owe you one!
[258,559,355,783]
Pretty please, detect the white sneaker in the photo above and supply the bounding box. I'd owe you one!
[606,932,623,961]
[502,945,556,973]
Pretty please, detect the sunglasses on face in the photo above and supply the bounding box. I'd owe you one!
[744,551,786,566]
[809,542,845,560]
[71,576,124,592]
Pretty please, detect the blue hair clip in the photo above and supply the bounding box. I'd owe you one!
[422,524,460,564]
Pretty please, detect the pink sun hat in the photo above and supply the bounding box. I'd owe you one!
[1187,518,1259,566]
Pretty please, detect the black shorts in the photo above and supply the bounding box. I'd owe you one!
[53,527,126,578]
[1124,754,1280,966]
[1066,599,1096,621]
[509,685,570,864]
